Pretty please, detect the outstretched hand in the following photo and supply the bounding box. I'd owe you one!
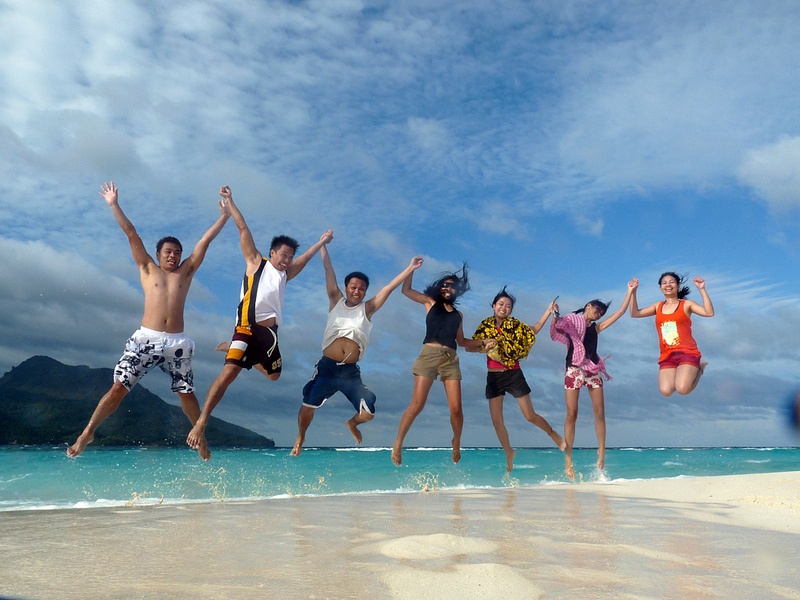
[99,181,118,206]
[217,186,232,216]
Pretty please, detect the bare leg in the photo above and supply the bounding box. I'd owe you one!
[346,408,374,446]
[674,363,706,395]
[67,381,130,458]
[177,392,211,461]
[392,375,435,466]
[253,363,280,381]
[516,395,566,451]
[588,386,606,470]
[564,388,580,480]
[488,396,515,471]
[443,379,463,464]
[291,405,316,456]
[658,368,677,397]
[187,363,243,454]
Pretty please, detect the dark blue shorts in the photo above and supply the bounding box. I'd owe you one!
[302,356,376,414]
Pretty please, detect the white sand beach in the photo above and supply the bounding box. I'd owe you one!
[1,471,799,599]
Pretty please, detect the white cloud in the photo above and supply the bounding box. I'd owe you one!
[738,137,800,211]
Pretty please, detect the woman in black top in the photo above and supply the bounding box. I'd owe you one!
[391,262,492,466]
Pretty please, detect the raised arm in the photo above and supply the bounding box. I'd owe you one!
[286,229,333,281]
[221,186,262,273]
[100,181,151,269]
[628,277,658,318]
[365,256,424,319]
[180,192,231,274]
[321,245,343,309]
[401,268,433,307]
[597,279,636,333]
[529,301,557,334]
[687,277,715,317]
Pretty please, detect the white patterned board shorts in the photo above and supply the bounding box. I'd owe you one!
[113,327,195,393]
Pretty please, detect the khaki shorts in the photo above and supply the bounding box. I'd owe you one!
[412,345,462,381]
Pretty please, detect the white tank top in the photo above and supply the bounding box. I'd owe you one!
[321,298,372,360]
[238,259,286,326]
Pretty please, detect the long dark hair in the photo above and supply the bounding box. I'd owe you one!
[659,271,691,299]
[573,299,611,317]
[424,262,470,304]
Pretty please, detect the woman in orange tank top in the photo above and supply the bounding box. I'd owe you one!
[629,272,715,396]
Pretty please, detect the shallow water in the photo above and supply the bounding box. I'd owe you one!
[1,445,798,510]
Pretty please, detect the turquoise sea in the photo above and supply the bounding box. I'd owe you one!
[1,446,798,511]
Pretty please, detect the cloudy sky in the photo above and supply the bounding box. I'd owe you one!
[1,0,799,450]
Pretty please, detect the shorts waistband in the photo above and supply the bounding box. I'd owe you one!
[137,326,185,339]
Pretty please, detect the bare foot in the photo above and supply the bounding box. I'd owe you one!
[66,431,94,458]
[197,438,211,462]
[215,341,231,352]
[565,452,575,481]
[452,439,461,464]
[550,429,567,451]
[290,435,304,456]
[346,418,363,445]
[700,361,708,374]
[186,424,205,449]
[505,448,516,472]
[391,445,402,466]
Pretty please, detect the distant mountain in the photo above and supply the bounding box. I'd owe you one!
[0,356,274,448]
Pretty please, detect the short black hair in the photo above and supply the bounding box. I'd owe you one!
[345,271,370,289]
[156,236,182,254]
[270,235,300,253]
[491,286,515,309]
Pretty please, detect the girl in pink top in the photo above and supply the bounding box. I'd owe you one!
[629,272,715,397]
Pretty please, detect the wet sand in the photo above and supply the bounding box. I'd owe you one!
[1,471,799,599]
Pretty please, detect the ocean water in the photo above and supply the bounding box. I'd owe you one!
[0,445,798,511]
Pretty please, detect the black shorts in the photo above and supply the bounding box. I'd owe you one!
[225,323,282,374]
[485,369,531,399]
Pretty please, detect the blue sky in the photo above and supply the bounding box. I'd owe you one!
[1,0,799,450]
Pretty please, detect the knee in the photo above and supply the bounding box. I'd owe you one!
[659,385,675,397]
[360,411,374,422]
[565,409,578,424]
[267,372,281,381]
[674,383,692,395]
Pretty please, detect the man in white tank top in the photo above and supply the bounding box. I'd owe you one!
[290,247,423,455]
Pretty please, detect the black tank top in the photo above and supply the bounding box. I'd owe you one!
[423,301,461,349]
[566,322,599,367]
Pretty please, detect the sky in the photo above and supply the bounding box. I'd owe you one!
[1,0,799,450]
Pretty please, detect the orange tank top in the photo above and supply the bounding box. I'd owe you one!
[655,300,700,363]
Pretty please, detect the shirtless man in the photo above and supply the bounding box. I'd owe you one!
[291,249,423,455]
[67,181,230,459]
[186,186,332,455]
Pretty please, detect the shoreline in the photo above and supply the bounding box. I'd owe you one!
[2,471,799,599]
